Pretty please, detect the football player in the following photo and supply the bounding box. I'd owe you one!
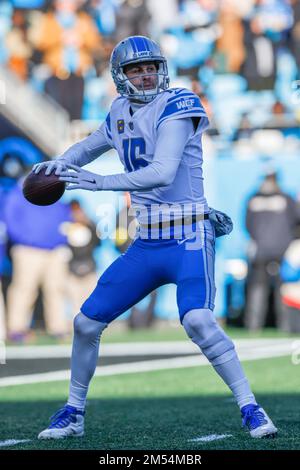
[34,36,277,440]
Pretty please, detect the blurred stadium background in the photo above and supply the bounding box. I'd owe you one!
[1,0,300,336]
[0,0,300,451]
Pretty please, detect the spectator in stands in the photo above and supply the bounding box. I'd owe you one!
[280,222,300,333]
[191,78,213,120]
[0,188,7,342]
[32,0,101,119]
[215,0,245,73]
[64,199,100,323]
[242,0,294,90]
[242,9,276,90]
[114,0,151,43]
[179,0,218,27]
[0,1,13,66]
[82,0,116,77]
[161,0,219,80]
[253,0,293,46]
[5,8,33,81]
[147,0,179,38]
[85,0,118,39]
[244,170,300,330]
[290,0,300,78]
[4,179,72,342]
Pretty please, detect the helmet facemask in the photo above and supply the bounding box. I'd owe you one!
[120,60,169,103]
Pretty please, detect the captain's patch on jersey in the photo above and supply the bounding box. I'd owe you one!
[117,119,125,134]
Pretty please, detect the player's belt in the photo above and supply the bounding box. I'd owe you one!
[140,213,209,230]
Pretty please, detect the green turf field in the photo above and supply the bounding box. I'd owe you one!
[0,356,299,450]
[6,325,298,346]
[102,325,300,343]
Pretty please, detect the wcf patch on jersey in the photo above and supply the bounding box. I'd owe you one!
[117,119,125,134]
[176,98,195,110]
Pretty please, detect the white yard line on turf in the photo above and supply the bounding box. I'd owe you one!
[0,341,294,387]
[0,439,31,447]
[4,338,296,359]
[0,355,202,387]
[188,434,233,443]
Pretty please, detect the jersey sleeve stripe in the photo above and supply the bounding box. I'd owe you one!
[105,113,113,142]
[105,113,111,132]
[158,97,204,122]
[106,128,112,140]
[166,92,196,104]
[157,109,208,129]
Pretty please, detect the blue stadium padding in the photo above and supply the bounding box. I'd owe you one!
[0,137,42,165]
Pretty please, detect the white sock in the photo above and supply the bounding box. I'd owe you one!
[214,356,257,409]
[68,379,88,411]
[67,313,107,411]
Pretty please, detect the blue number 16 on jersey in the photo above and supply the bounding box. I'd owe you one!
[122,138,148,172]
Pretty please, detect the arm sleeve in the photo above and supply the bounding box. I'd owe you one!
[60,121,112,167]
[102,118,194,192]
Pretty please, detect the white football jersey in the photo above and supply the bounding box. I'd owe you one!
[104,88,210,224]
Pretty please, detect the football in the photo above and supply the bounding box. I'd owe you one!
[22,168,66,206]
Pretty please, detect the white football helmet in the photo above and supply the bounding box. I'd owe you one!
[110,36,169,103]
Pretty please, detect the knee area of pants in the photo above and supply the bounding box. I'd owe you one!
[182,308,217,340]
[182,309,236,363]
[73,313,107,339]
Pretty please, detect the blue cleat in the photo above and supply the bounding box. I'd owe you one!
[241,404,277,439]
[38,405,85,439]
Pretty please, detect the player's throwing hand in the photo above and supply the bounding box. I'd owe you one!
[59,163,105,191]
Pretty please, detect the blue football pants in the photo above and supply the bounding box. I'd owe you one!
[81,220,216,324]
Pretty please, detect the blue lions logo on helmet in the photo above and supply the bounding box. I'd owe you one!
[110,36,169,103]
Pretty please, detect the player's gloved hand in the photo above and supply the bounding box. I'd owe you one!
[32,158,68,176]
[59,163,104,191]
